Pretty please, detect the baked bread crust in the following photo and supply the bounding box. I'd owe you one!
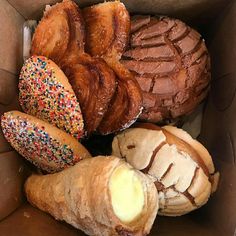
[31,0,142,135]
[19,56,84,140]
[121,16,211,123]
[112,124,219,216]
[83,2,143,134]
[25,156,158,236]
[1,111,91,173]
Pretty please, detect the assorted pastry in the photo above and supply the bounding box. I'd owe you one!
[121,16,211,123]
[25,156,158,236]
[112,123,219,216]
[1,111,91,173]
[30,0,142,135]
[0,0,219,235]
[19,56,84,140]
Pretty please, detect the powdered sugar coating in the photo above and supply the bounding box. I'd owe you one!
[19,56,84,140]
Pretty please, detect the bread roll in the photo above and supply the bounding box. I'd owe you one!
[121,16,211,123]
[112,123,219,216]
[1,111,91,173]
[19,56,84,140]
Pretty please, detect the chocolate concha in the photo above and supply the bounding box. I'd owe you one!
[121,16,211,122]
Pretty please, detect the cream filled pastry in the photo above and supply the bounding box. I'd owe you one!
[25,156,158,236]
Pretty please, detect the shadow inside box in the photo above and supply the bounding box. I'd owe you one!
[0,203,220,236]
[0,203,79,236]
[156,209,221,236]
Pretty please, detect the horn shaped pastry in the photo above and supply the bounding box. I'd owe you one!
[25,156,158,236]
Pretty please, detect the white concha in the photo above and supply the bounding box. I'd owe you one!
[163,125,215,174]
[112,124,219,216]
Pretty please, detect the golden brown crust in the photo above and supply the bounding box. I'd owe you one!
[83,2,143,134]
[25,156,158,236]
[83,1,130,58]
[63,55,117,134]
[31,2,69,64]
[31,0,85,63]
[98,60,142,134]
[31,0,140,135]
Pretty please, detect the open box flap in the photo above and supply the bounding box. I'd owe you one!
[6,0,231,21]
[0,0,24,75]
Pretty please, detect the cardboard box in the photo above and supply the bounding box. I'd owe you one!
[0,0,234,235]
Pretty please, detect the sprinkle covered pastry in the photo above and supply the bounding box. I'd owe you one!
[1,111,91,173]
[19,56,84,140]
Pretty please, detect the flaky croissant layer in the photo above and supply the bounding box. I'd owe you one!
[31,0,142,135]
[25,156,158,236]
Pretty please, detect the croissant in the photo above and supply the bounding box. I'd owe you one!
[83,1,143,134]
[25,156,158,236]
[31,0,116,134]
[31,0,142,135]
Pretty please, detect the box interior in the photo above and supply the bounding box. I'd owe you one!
[0,0,235,235]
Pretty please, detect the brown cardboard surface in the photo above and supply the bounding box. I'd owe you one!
[7,0,230,21]
[0,69,18,107]
[0,129,12,154]
[7,0,61,19]
[0,0,234,235]
[199,0,236,235]
[0,204,221,236]
[0,68,21,115]
[0,204,79,236]
[0,0,24,74]
[0,151,29,221]
[0,71,15,152]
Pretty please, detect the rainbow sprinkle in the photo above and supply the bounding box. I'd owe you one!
[19,56,84,140]
[1,112,81,173]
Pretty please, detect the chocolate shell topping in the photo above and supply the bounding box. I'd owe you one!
[121,16,211,122]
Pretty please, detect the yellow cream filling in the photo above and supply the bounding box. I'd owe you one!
[109,165,145,223]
